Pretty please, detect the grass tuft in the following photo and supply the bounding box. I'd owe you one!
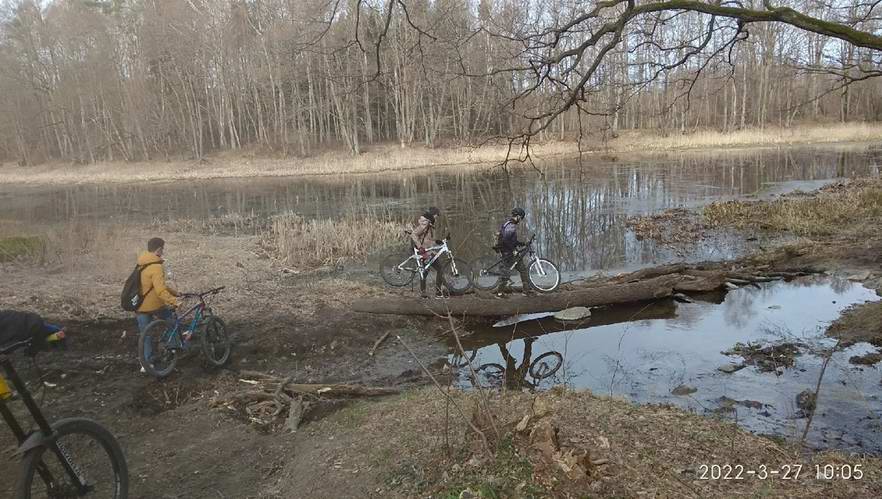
[266,214,406,268]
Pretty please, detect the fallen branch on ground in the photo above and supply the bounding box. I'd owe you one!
[212,371,399,429]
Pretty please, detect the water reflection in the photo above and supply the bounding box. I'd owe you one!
[460,338,565,390]
[2,145,880,274]
[450,277,882,453]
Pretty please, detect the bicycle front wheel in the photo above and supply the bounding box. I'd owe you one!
[16,417,128,499]
[529,351,563,380]
[380,252,417,287]
[471,255,503,291]
[138,319,178,378]
[201,316,231,368]
[529,258,560,292]
[441,257,472,295]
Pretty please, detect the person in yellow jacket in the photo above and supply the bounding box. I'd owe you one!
[136,237,179,372]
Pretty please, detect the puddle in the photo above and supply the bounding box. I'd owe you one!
[449,276,882,454]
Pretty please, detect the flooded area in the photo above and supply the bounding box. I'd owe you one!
[2,144,881,275]
[451,276,882,453]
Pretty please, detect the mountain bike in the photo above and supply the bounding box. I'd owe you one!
[380,232,472,295]
[138,286,231,379]
[472,235,561,292]
[1,331,128,498]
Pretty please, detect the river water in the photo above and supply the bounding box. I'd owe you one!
[2,144,880,275]
[3,143,882,453]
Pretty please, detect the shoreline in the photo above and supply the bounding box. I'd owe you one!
[1,123,880,187]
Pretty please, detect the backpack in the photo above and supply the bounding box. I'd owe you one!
[120,262,160,312]
[494,220,514,251]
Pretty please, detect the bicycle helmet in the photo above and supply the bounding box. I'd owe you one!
[424,206,441,223]
[511,207,526,218]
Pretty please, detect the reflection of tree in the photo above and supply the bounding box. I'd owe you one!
[723,287,758,330]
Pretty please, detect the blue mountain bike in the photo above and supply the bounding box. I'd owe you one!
[138,287,231,379]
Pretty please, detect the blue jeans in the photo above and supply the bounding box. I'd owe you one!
[137,308,173,364]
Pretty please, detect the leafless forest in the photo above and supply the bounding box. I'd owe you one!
[0,0,880,164]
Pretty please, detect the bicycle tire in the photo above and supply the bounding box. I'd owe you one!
[529,351,563,380]
[528,258,561,292]
[138,319,177,378]
[441,257,472,295]
[446,350,478,368]
[380,252,417,287]
[16,417,128,499]
[200,316,231,368]
[472,255,503,291]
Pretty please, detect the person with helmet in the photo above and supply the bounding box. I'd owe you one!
[411,206,445,298]
[496,207,535,297]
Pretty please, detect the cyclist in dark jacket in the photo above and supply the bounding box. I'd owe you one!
[0,310,63,353]
[496,208,535,297]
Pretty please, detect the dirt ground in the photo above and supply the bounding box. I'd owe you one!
[4,177,882,497]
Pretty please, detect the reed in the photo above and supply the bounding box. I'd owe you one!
[267,213,406,268]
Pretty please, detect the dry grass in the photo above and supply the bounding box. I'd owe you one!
[265,213,406,268]
[704,180,882,237]
[613,122,882,152]
[3,123,880,186]
[265,387,882,498]
[0,220,134,273]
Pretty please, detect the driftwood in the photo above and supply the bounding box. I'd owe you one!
[214,371,399,428]
[369,331,392,356]
[353,274,685,317]
[353,263,819,318]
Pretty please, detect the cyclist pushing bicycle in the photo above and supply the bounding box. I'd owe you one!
[411,206,447,298]
[495,207,537,297]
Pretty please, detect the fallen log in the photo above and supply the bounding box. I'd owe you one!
[352,274,686,317]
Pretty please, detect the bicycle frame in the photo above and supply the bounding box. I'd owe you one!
[397,239,457,279]
[485,236,539,274]
[0,356,89,494]
[162,300,207,348]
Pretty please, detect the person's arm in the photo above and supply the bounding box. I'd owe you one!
[152,267,179,307]
[411,217,430,248]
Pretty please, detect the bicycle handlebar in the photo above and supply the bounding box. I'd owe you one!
[180,286,226,300]
[0,330,66,356]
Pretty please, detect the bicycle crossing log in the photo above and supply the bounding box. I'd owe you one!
[352,274,689,317]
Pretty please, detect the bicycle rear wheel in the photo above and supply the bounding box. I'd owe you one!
[528,258,560,292]
[472,255,504,291]
[201,316,231,368]
[16,417,128,499]
[441,257,472,295]
[138,319,177,378]
[380,252,417,287]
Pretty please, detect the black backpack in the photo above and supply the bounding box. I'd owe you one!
[120,262,160,312]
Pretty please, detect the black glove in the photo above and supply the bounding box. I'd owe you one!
[435,239,443,245]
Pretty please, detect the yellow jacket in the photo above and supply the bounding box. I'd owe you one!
[136,251,178,312]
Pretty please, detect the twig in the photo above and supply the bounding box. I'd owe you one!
[369,331,391,356]
[800,338,840,446]
[396,334,493,456]
[446,313,501,443]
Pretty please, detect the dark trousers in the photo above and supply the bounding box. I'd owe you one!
[420,254,445,296]
[500,252,532,291]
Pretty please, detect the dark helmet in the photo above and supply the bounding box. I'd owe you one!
[424,206,441,222]
[511,207,526,218]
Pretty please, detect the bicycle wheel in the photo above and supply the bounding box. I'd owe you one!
[138,319,178,378]
[16,417,128,499]
[472,255,504,291]
[529,351,563,380]
[441,257,472,295]
[200,316,231,368]
[473,363,506,386]
[380,252,417,287]
[529,258,561,292]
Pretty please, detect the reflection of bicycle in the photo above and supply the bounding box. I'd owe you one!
[475,351,564,382]
[472,235,560,292]
[139,286,231,379]
[1,332,129,498]
[380,232,472,295]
